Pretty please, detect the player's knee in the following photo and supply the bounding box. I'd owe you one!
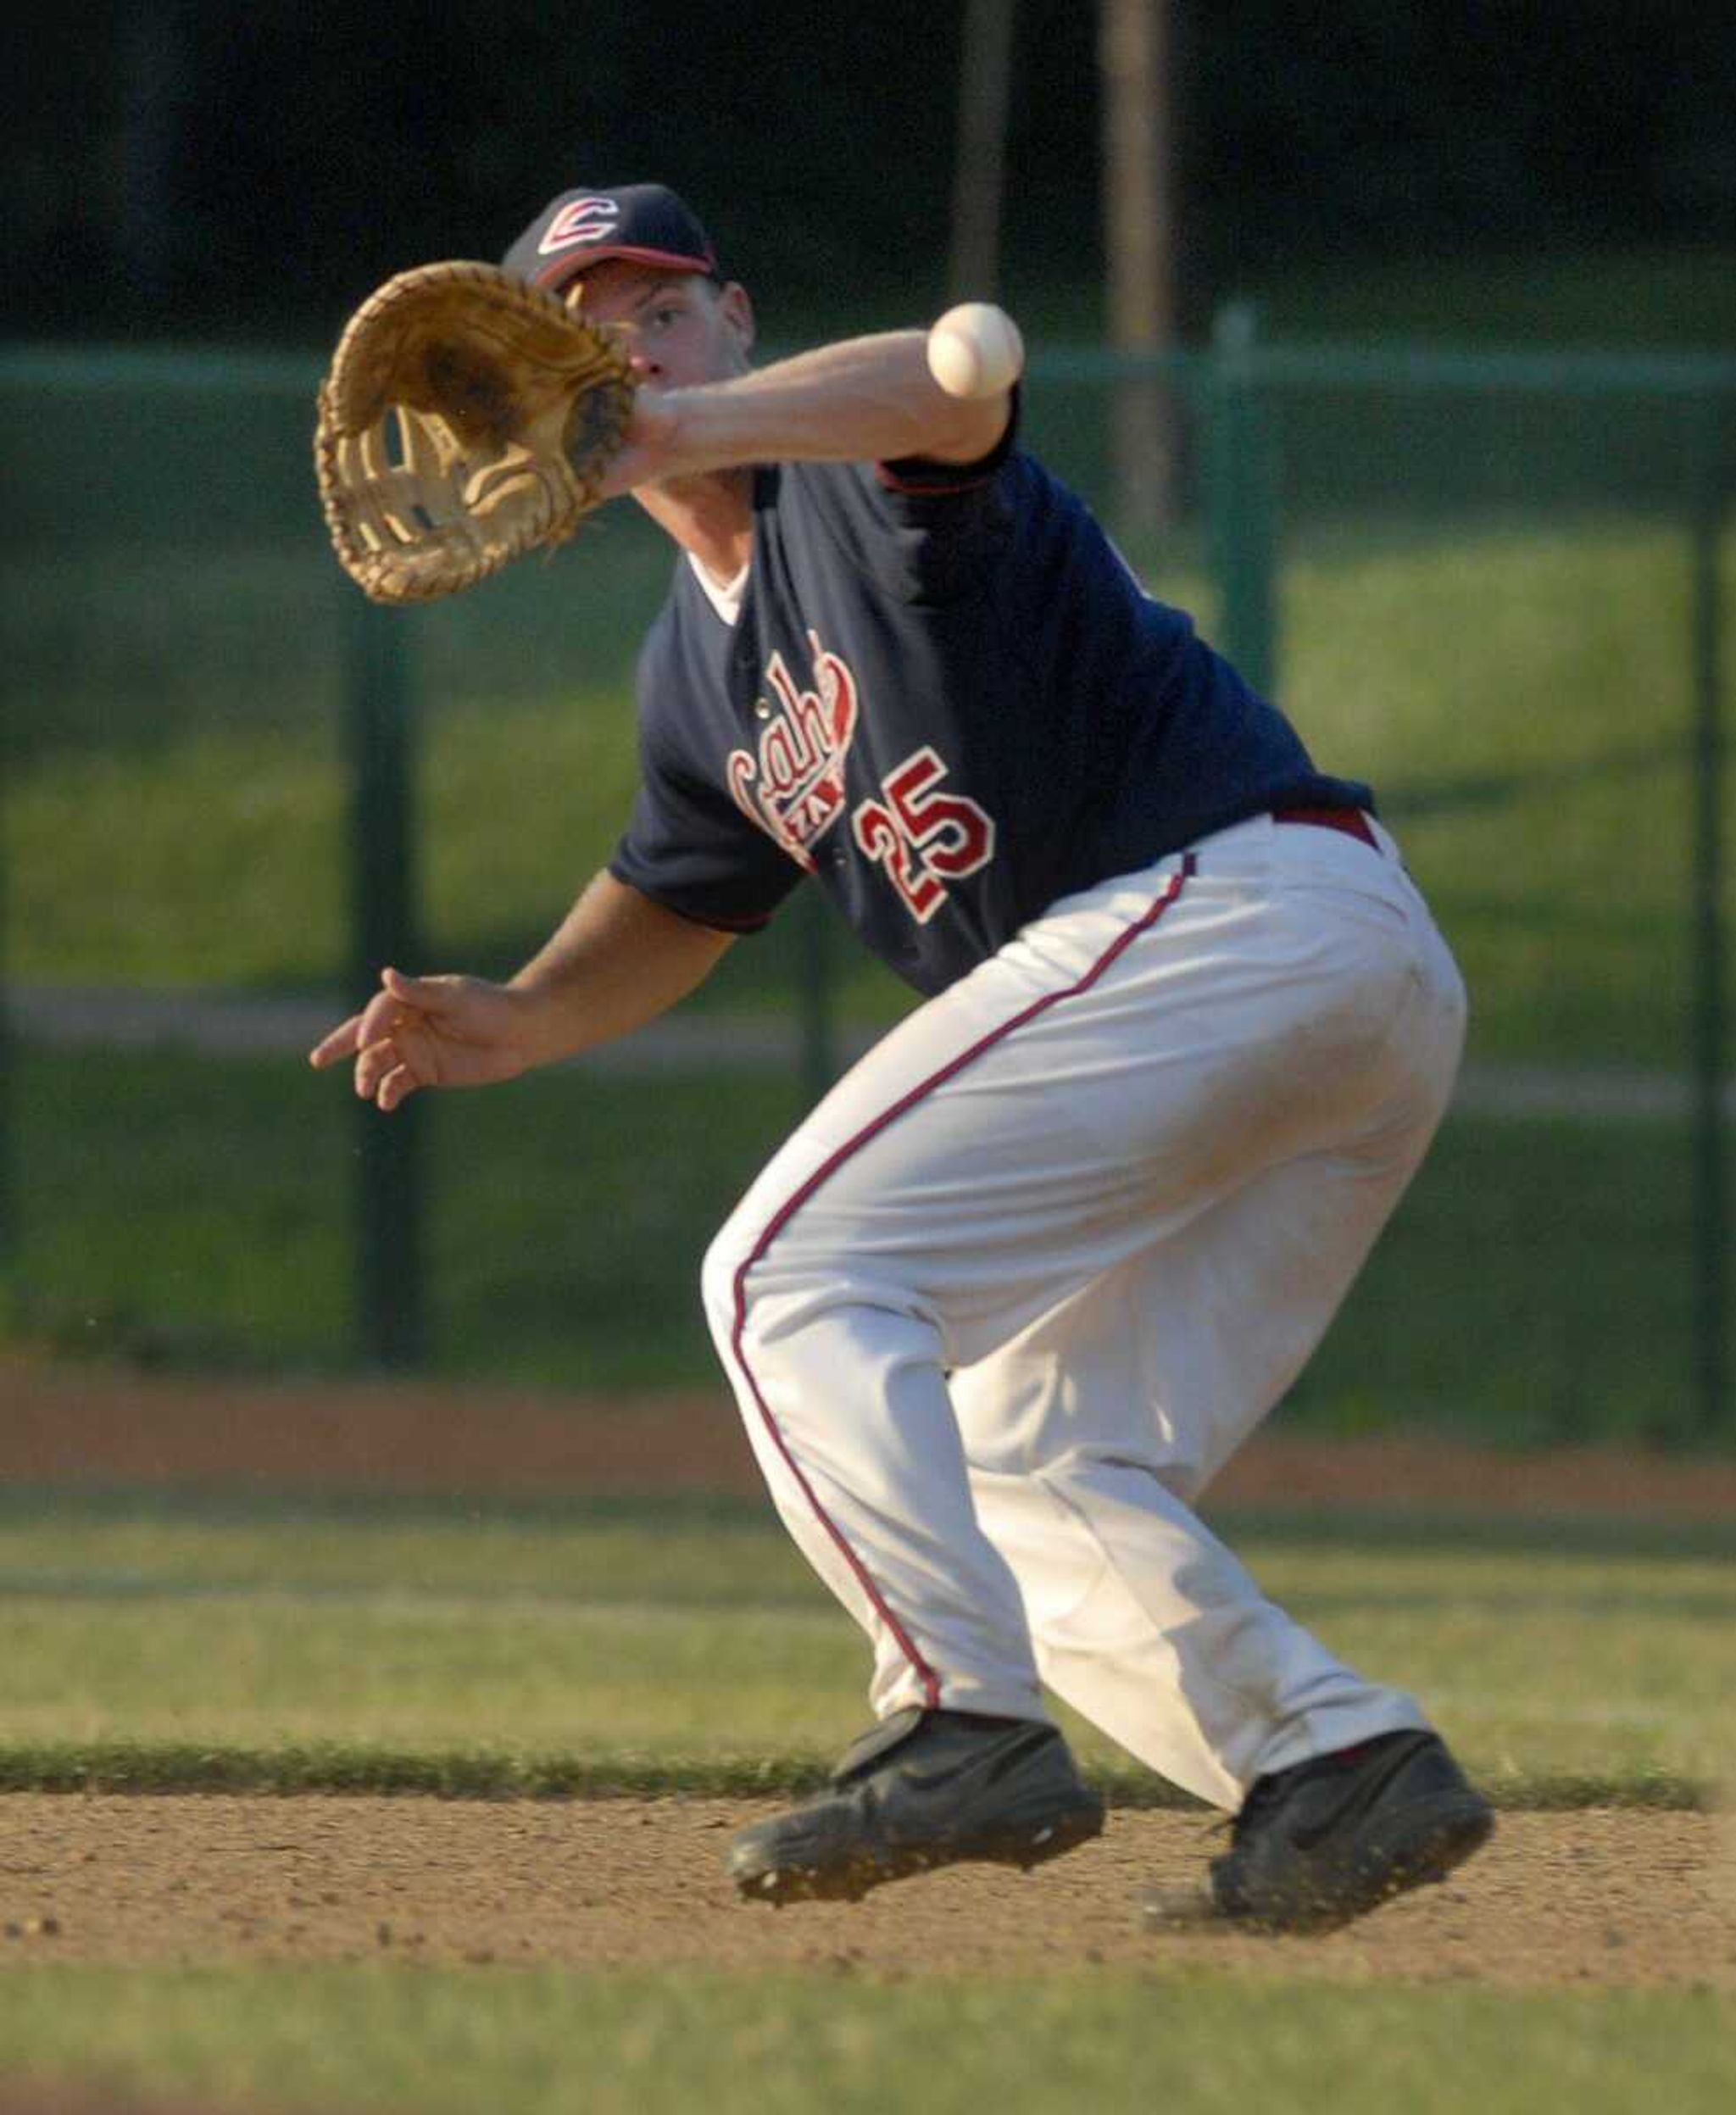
[701,1199,827,1366]
[699,1207,758,1355]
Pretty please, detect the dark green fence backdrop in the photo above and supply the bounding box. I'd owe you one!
[0,323,1730,1439]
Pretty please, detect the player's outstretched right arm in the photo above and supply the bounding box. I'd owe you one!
[309,871,735,1111]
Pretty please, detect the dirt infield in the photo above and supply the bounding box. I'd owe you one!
[6,1355,1736,1516]
[0,1795,1730,1990]
[1,1355,1733,1994]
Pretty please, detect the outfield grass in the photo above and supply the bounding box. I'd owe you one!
[5,1043,1732,1439]
[1249,242,1736,354]
[0,1489,1727,1802]
[5,497,1732,1055]
[2,1048,802,1383]
[1,1966,1730,2115]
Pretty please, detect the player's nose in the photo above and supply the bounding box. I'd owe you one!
[607,323,660,382]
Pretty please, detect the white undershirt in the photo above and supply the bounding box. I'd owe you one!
[687,553,751,627]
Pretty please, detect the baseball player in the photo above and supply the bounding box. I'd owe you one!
[311,182,1494,1932]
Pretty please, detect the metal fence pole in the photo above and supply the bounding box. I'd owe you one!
[0,710,13,1270]
[344,598,425,1370]
[796,884,839,1108]
[1689,398,1728,1438]
[1206,301,1279,699]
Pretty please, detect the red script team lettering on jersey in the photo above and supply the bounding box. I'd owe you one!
[728,630,860,871]
[728,632,995,921]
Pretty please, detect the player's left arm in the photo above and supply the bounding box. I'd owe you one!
[603,329,1013,498]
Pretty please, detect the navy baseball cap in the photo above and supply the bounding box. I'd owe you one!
[501,184,720,293]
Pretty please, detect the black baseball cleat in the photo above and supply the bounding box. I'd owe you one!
[729,1706,1105,1906]
[1141,1728,1494,1937]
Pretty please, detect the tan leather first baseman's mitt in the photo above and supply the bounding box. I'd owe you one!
[314,260,637,604]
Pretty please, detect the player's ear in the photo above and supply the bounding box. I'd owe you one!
[717,280,755,359]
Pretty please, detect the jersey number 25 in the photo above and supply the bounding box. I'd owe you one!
[852,747,996,924]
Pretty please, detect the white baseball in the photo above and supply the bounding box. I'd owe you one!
[926,303,1025,399]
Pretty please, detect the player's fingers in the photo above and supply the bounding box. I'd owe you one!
[309,1014,365,1069]
[354,1034,413,1104]
[381,966,460,1015]
[353,1041,384,1102]
[347,989,448,1073]
[359,1015,449,1101]
[376,1062,419,1113]
[353,984,418,1049]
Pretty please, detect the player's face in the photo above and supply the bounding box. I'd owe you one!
[564,262,754,390]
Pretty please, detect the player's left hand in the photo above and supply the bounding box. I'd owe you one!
[309,966,541,1110]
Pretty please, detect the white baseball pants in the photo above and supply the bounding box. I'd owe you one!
[701,811,1466,1808]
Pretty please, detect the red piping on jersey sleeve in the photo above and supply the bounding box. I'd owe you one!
[603,860,776,935]
[677,906,776,934]
[875,459,997,496]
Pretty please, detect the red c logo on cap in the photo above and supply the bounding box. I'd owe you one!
[538,197,622,255]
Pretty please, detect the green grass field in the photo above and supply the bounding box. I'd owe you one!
[6,1044,1733,1440]
[1,1968,1728,2115]
[0,1967,1725,2115]
[0,1488,1731,2112]
[0,1489,1727,1797]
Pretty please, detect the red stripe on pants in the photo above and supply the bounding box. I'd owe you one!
[727,858,1198,1710]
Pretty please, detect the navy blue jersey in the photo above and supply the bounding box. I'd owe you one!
[609,422,1372,997]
